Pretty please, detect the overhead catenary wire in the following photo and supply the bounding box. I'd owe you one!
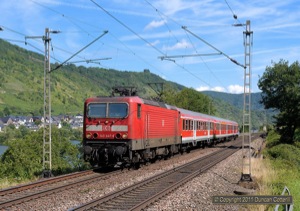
[0,24,63,64]
[51,30,108,72]
[143,0,239,91]
[30,0,168,78]
[184,30,228,91]
[90,0,213,87]
[2,1,245,94]
[107,32,166,76]
[90,0,166,56]
[143,0,180,55]
[224,0,246,30]
[31,0,95,37]
[182,26,245,69]
[4,0,227,91]
[31,0,110,63]
[1,1,113,69]
[2,2,162,76]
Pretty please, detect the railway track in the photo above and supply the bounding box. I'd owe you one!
[70,142,242,211]
[0,168,123,209]
[0,134,260,210]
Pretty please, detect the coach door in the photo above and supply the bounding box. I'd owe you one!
[193,120,197,141]
[209,122,215,138]
[144,113,150,147]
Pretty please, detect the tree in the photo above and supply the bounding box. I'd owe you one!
[0,127,88,179]
[163,87,215,115]
[3,107,10,117]
[258,60,300,143]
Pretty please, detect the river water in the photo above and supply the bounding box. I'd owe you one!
[0,140,80,157]
[0,145,8,156]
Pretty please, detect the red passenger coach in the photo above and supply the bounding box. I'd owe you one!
[83,95,239,168]
[178,108,238,147]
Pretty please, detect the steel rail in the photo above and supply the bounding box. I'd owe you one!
[70,142,242,210]
[0,169,94,196]
[0,169,123,209]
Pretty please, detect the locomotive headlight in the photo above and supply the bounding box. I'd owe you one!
[122,133,128,139]
[115,133,121,139]
[86,133,92,139]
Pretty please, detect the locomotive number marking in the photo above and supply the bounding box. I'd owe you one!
[99,134,114,138]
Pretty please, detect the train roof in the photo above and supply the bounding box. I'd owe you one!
[176,107,238,125]
[87,95,237,125]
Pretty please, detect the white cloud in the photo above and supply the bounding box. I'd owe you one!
[148,40,160,46]
[196,85,246,94]
[144,20,166,30]
[162,39,192,51]
[212,86,226,92]
[196,86,210,91]
[228,85,244,94]
[195,86,225,92]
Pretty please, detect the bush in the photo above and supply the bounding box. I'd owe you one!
[266,144,300,168]
[265,130,281,148]
[294,128,300,143]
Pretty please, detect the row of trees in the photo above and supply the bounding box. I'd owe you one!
[162,87,216,115]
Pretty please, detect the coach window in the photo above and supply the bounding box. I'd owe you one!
[137,104,141,118]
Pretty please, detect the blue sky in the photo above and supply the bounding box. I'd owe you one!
[1,0,299,93]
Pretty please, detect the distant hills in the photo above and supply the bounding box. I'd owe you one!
[202,91,275,130]
[0,39,273,130]
[201,91,264,110]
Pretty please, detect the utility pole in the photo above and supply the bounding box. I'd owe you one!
[241,20,253,182]
[43,28,53,177]
[26,30,107,178]
[26,28,60,178]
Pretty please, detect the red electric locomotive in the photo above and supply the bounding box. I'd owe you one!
[82,95,239,168]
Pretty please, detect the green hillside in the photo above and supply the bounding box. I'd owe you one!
[0,39,184,116]
[0,39,271,130]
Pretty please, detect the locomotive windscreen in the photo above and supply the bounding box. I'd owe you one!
[108,103,128,118]
[87,103,128,118]
[87,103,106,118]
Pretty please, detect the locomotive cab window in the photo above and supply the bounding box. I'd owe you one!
[108,103,128,118]
[87,103,128,118]
[87,103,106,118]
